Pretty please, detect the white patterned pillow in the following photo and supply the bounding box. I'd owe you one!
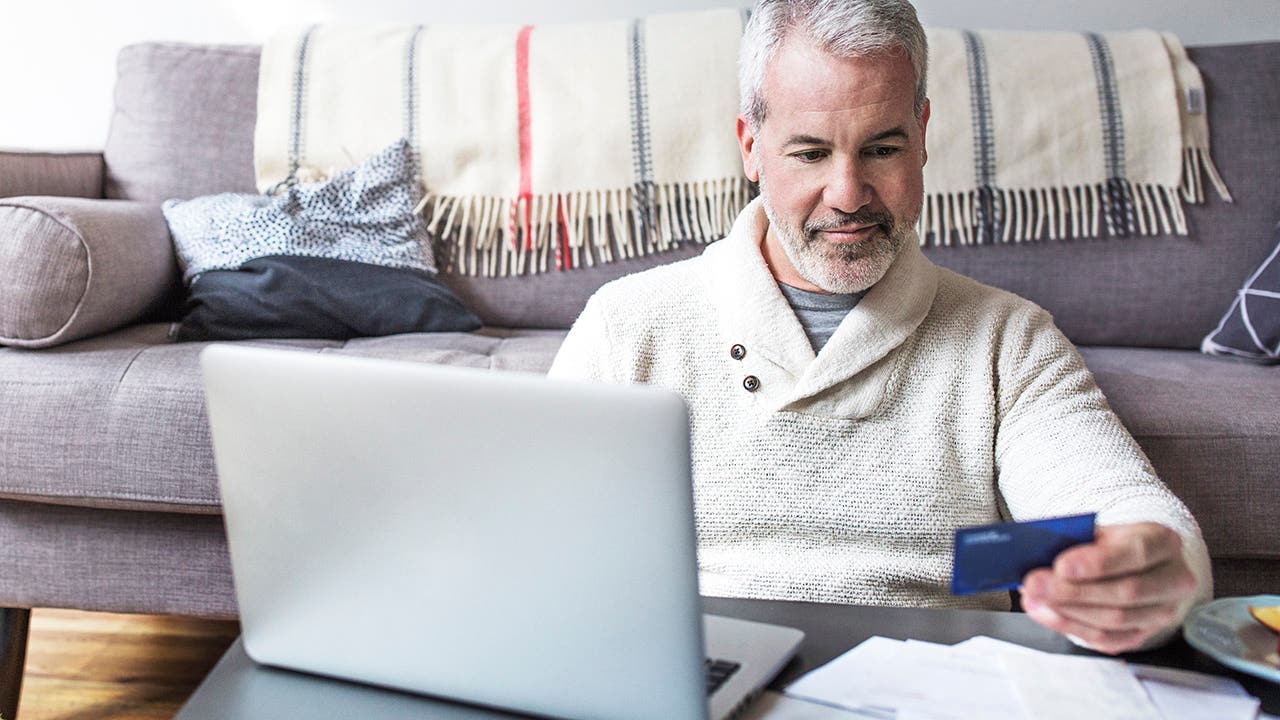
[162,138,433,282]
[1202,222,1280,363]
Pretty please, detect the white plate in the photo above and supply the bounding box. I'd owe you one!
[1184,594,1280,683]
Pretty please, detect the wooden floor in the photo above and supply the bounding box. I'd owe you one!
[14,609,239,720]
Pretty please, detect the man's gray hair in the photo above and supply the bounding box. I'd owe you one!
[739,0,929,130]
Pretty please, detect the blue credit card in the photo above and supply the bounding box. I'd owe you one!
[951,513,1096,596]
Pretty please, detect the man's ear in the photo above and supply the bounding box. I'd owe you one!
[736,115,760,182]
[919,98,931,167]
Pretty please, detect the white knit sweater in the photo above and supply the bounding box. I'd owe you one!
[550,198,1211,619]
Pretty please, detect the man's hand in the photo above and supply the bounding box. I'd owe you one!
[1018,522,1199,654]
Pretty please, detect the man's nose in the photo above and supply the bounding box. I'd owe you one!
[822,158,873,214]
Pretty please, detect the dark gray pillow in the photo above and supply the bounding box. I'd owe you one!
[1202,222,1280,363]
[178,255,480,341]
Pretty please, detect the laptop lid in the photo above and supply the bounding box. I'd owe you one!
[202,344,713,719]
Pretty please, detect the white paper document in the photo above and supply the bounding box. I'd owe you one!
[785,637,1025,720]
[1130,664,1260,720]
[1000,649,1164,720]
[966,637,1259,720]
[782,635,1260,720]
[783,636,928,717]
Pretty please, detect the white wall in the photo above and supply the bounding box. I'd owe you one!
[3,0,1276,152]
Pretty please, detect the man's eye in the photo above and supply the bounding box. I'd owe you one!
[865,146,902,158]
[793,150,826,163]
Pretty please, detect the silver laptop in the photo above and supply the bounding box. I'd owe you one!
[201,344,803,720]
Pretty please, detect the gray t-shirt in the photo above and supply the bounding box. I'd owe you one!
[777,282,865,352]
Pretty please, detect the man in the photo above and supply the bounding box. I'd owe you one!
[550,0,1208,654]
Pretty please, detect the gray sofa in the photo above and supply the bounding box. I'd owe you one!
[0,38,1276,635]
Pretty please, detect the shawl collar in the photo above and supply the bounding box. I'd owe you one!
[704,198,939,414]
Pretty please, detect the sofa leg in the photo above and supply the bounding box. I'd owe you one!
[0,608,30,720]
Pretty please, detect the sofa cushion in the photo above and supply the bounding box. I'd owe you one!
[1078,346,1280,561]
[104,43,260,202]
[1201,222,1280,363]
[0,324,565,513]
[0,197,177,348]
[3,330,1273,568]
[441,243,705,329]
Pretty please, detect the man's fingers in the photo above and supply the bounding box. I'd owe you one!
[1037,597,1180,635]
[1022,559,1196,607]
[1052,523,1183,581]
[1021,594,1152,655]
[1017,522,1198,653]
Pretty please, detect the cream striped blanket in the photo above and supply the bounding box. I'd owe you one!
[922,28,1230,245]
[255,9,750,276]
[255,14,1229,275]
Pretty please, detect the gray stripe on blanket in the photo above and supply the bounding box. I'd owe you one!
[963,30,1001,244]
[1085,32,1136,237]
[628,18,656,248]
[405,25,425,173]
[286,26,318,186]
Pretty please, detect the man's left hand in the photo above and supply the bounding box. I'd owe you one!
[1018,522,1198,654]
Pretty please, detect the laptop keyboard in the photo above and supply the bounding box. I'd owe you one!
[705,657,742,695]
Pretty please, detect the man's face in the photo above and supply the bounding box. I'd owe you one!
[737,36,930,294]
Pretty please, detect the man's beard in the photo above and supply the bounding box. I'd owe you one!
[759,174,913,294]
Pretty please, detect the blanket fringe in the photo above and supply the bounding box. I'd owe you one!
[1180,146,1233,204]
[918,180,1197,246]
[425,178,755,276]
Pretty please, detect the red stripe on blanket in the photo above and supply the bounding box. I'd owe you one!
[516,25,534,250]
[556,197,571,270]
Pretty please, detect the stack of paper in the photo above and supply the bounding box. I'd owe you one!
[744,636,1261,720]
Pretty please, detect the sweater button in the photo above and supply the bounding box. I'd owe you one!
[742,375,760,392]
[730,344,747,361]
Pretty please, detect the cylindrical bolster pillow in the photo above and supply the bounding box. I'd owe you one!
[0,197,177,348]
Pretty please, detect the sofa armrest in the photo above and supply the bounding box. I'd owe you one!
[0,197,178,348]
[0,151,105,199]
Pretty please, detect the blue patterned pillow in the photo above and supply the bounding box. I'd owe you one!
[162,138,433,282]
[1202,222,1280,363]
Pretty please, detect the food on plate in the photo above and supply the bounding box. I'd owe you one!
[1248,605,1280,633]
[1249,605,1280,666]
